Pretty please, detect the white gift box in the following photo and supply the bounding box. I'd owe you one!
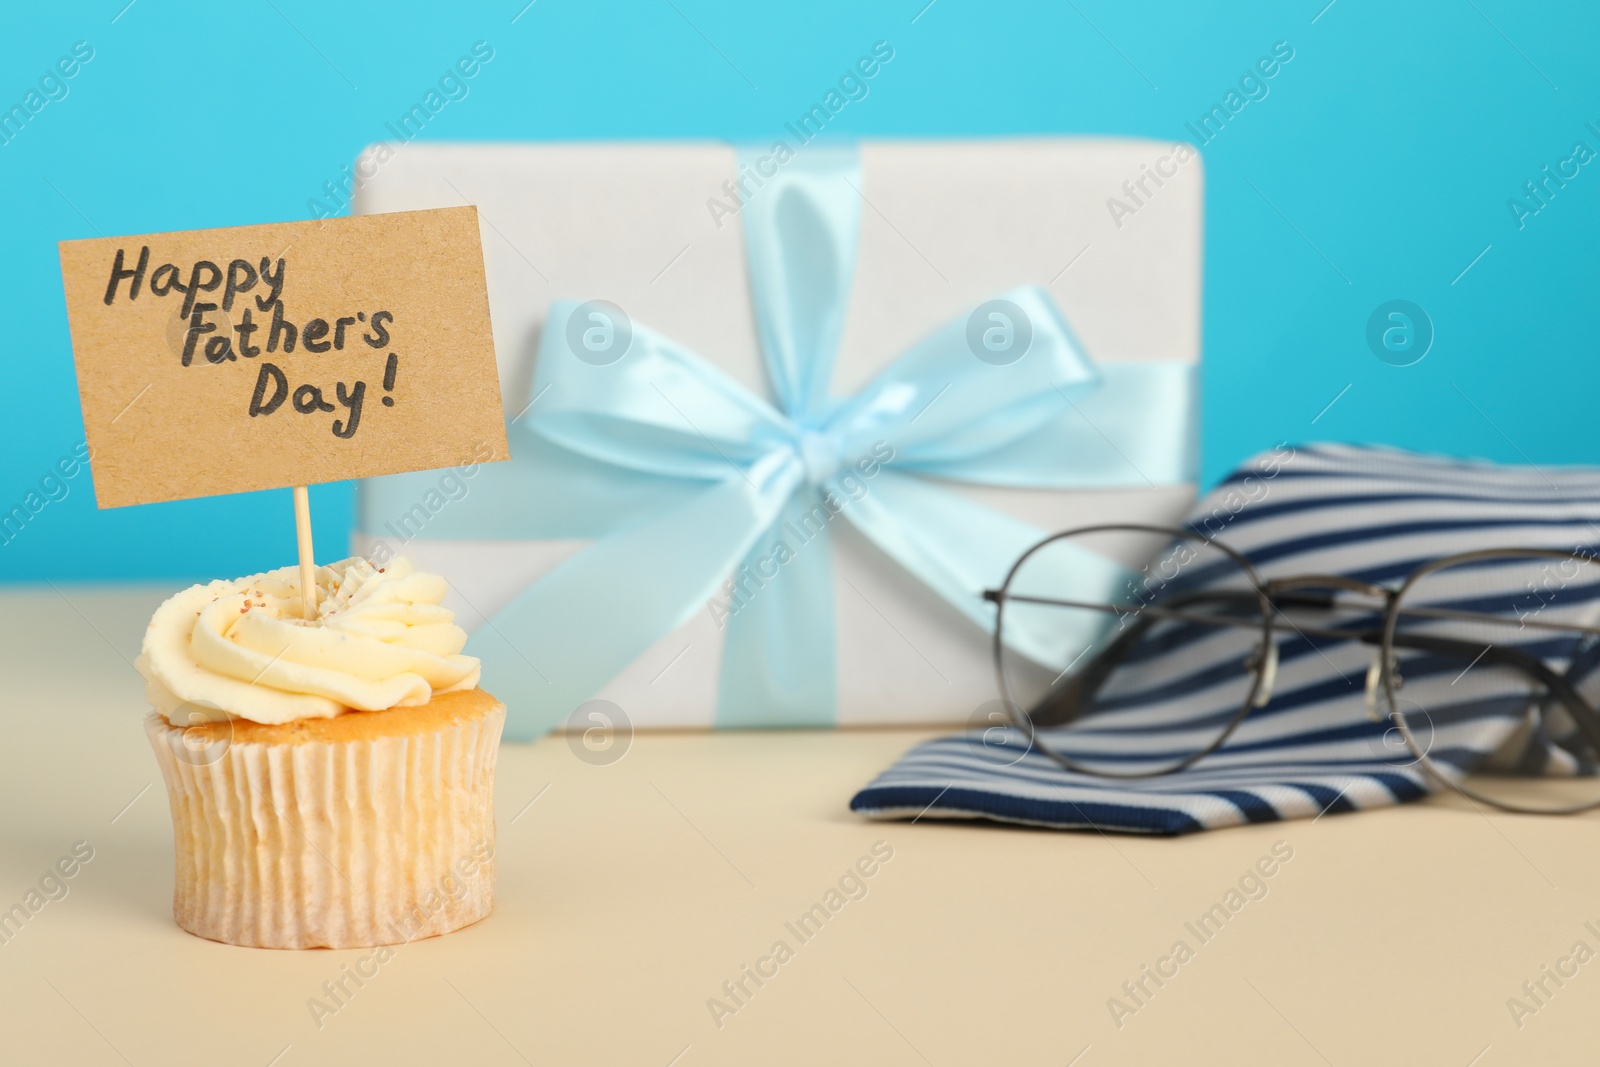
[351,138,1201,730]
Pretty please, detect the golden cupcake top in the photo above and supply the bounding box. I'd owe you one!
[136,556,481,726]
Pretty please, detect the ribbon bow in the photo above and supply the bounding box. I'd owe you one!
[394,146,1195,739]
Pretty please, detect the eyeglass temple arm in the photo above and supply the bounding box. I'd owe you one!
[1194,594,1600,752]
[996,584,1600,639]
[1555,650,1600,756]
[992,588,1331,730]
[1025,621,1153,728]
[1020,589,1256,728]
[1375,632,1600,758]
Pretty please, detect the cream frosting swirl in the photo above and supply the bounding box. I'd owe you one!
[136,557,481,725]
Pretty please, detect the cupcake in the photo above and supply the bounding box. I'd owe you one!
[136,556,504,950]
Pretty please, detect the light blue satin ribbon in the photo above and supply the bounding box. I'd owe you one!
[361,146,1196,740]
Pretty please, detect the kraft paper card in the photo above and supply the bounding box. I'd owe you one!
[59,206,507,508]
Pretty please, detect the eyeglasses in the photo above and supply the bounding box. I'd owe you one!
[983,524,1600,815]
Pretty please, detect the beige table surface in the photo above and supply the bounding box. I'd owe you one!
[2,586,1598,1066]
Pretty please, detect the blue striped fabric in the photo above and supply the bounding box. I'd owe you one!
[850,443,1600,833]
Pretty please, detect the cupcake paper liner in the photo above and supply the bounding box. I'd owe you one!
[144,703,503,949]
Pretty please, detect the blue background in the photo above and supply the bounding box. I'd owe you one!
[2,0,1596,582]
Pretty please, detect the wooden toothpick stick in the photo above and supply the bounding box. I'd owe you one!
[293,485,317,620]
